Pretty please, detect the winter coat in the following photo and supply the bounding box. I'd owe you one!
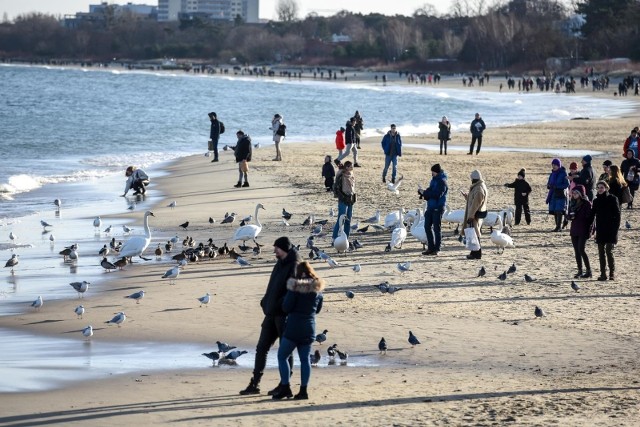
[381,132,402,157]
[505,178,532,205]
[345,123,356,145]
[572,163,595,200]
[623,135,639,158]
[260,248,302,317]
[589,191,621,244]
[546,166,569,213]
[322,162,335,179]
[270,117,284,143]
[333,169,356,206]
[569,198,592,237]
[124,169,149,194]
[438,121,451,141]
[335,130,345,150]
[470,118,486,137]
[354,115,364,135]
[282,277,325,344]
[209,119,221,141]
[608,179,625,205]
[424,171,448,210]
[234,135,252,163]
[621,156,640,189]
[463,179,488,238]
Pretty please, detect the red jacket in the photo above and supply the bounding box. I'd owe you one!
[335,130,345,150]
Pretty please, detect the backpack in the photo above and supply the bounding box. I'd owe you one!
[219,121,225,134]
[276,123,286,136]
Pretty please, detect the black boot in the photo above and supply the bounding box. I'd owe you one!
[294,386,308,400]
[476,248,482,259]
[234,181,242,188]
[242,182,250,187]
[239,377,261,395]
[267,383,282,396]
[271,383,293,400]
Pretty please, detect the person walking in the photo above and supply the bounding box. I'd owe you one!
[546,158,569,232]
[589,181,621,281]
[381,124,402,184]
[233,130,252,188]
[607,165,628,206]
[438,116,451,155]
[208,112,223,162]
[270,113,285,161]
[335,127,345,158]
[598,159,612,183]
[335,118,359,167]
[504,168,532,225]
[462,170,488,259]
[468,112,486,155]
[568,185,592,278]
[421,163,448,255]
[273,261,325,400]
[239,237,301,396]
[332,161,356,241]
[571,155,596,200]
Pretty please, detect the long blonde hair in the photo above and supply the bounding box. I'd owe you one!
[609,165,627,187]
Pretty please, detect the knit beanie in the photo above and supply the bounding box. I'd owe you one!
[518,168,526,178]
[431,163,442,174]
[582,154,592,163]
[572,185,586,197]
[208,112,217,119]
[603,160,612,167]
[569,162,578,170]
[273,236,292,252]
[470,170,482,180]
[551,158,561,167]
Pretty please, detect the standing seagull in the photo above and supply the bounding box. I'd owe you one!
[54,198,62,209]
[40,220,53,229]
[162,265,181,285]
[105,311,126,327]
[81,325,93,340]
[167,200,177,209]
[125,290,145,304]
[9,232,16,243]
[352,264,361,274]
[93,216,102,232]
[4,254,19,273]
[69,281,90,298]
[49,234,55,244]
[75,305,85,319]
[197,292,211,307]
[31,295,43,310]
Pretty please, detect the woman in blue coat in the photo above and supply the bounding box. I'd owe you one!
[546,158,569,231]
[273,261,324,401]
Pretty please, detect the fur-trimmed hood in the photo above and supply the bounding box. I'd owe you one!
[286,277,325,293]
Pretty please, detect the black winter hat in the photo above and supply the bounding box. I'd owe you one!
[518,168,526,178]
[208,112,217,119]
[273,236,292,252]
[431,163,442,173]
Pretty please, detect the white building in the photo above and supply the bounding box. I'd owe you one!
[158,0,259,23]
[158,0,182,21]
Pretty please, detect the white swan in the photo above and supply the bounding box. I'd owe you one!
[119,211,155,261]
[389,209,407,249]
[333,214,349,253]
[490,216,514,254]
[410,209,428,247]
[232,203,265,244]
[384,208,405,229]
[442,205,465,224]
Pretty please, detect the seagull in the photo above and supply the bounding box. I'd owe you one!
[125,290,145,304]
[179,221,189,230]
[478,266,486,277]
[498,271,507,281]
[386,174,404,195]
[242,214,253,223]
[315,329,328,344]
[4,254,19,273]
[31,295,43,310]
[310,349,321,366]
[364,209,381,224]
[167,200,177,209]
[197,293,211,307]
[54,198,62,208]
[69,281,90,298]
[81,325,93,340]
[534,306,545,319]
[352,264,361,274]
[122,224,133,234]
[222,350,248,361]
[378,337,388,354]
[98,245,109,257]
[396,261,412,274]
[216,341,237,354]
[345,290,355,299]
[40,220,53,229]
[93,216,102,231]
[571,281,580,292]
[9,232,16,242]
[507,263,517,274]
[75,305,85,319]
[68,246,79,262]
[524,274,536,283]
[408,330,421,347]
[202,351,220,365]
[49,234,55,243]
[101,257,117,272]
[236,257,251,267]
[329,207,336,217]
[162,265,180,285]
[221,213,236,224]
[105,311,126,327]
[325,256,339,269]
[104,225,112,234]
[311,224,323,236]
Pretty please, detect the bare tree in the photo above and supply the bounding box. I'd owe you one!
[276,0,299,22]
[413,3,438,17]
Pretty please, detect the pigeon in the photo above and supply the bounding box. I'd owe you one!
[477,266,486,277]
[209,217,216,225]
[387,285,402,294]
[74,305,85,319]
[252,244,262,256]
[282,208,292,220]
[315,329,328,344]
[125,290,145,304]
[122,224,133,234]
[625,220,631,229]
[81,325,93,340]
[345,290,355,299]
[571,281,580,292]
[216,341,237,354]
[396,261,412,274]
[4,254,19,273]
[310,349,321,366]
[69,281,90,298]
[457,234,464,243]
[408,330,421,347]
[202,351,220,365]
[352,264,361,274]
[453,224,460,236]
[162,265,181,285]
[105,311,126,326]
[101,257,117,272]
[99,245,109,257]
[40,220,53,229]
[335,348,349,362]
[498,271,508,281]
[327,344,337,359]
[524,274,536,283]
[378,337,388,354]
[197,292,211,307]
[167,200,177,209]
[179,221,189,230]
[352,239,363,249]
[357,225,369,233]
[222,350,248,361]
[31,295,43,310]
[104,225,112,234]
[236,257,251,267]
[507,263,517,274]
[534,306,545,319]
[374,282,389,294]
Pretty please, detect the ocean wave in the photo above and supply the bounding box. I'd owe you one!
[0,170,108,196]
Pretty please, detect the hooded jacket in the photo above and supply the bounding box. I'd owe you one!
[234,135,252,163]
[282,276,325,344]
[335,129,345,150]
[381,131,402,157]
[260,248,301,316]
[270,117,284,143]
[424,171,448,210]
[463,176,488,238]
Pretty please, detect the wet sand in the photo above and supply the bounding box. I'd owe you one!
[1,90,640,424]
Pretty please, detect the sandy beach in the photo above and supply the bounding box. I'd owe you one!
[1,78,640,426]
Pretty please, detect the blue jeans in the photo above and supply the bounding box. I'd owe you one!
[332,201,353,240]
[424,208,443,251]
[382,155,398,181]
[278,337,311,387]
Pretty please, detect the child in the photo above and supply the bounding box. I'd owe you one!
[568,161,579,191]
[504,168,532,225]
[322,155,335,192]
[335,127,345,157]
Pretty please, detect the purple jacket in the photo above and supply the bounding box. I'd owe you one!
[569,199,592,237]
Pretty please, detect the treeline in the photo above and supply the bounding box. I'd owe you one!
[1,0,639,70]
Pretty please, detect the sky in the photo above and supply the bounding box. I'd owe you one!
[0,0,457,21]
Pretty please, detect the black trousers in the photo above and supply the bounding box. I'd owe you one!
[252,315,293,382]
[571,235,590,272]
[439,139,447,154]
[597,243,615,276]
[515,203,531,225]
[132,179,149,193]
[470,135,483,153]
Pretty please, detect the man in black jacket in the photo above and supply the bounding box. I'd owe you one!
[240,237,301,395]
[234,130,252,188]
[571,154,596,201]
[208,112,222,162]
